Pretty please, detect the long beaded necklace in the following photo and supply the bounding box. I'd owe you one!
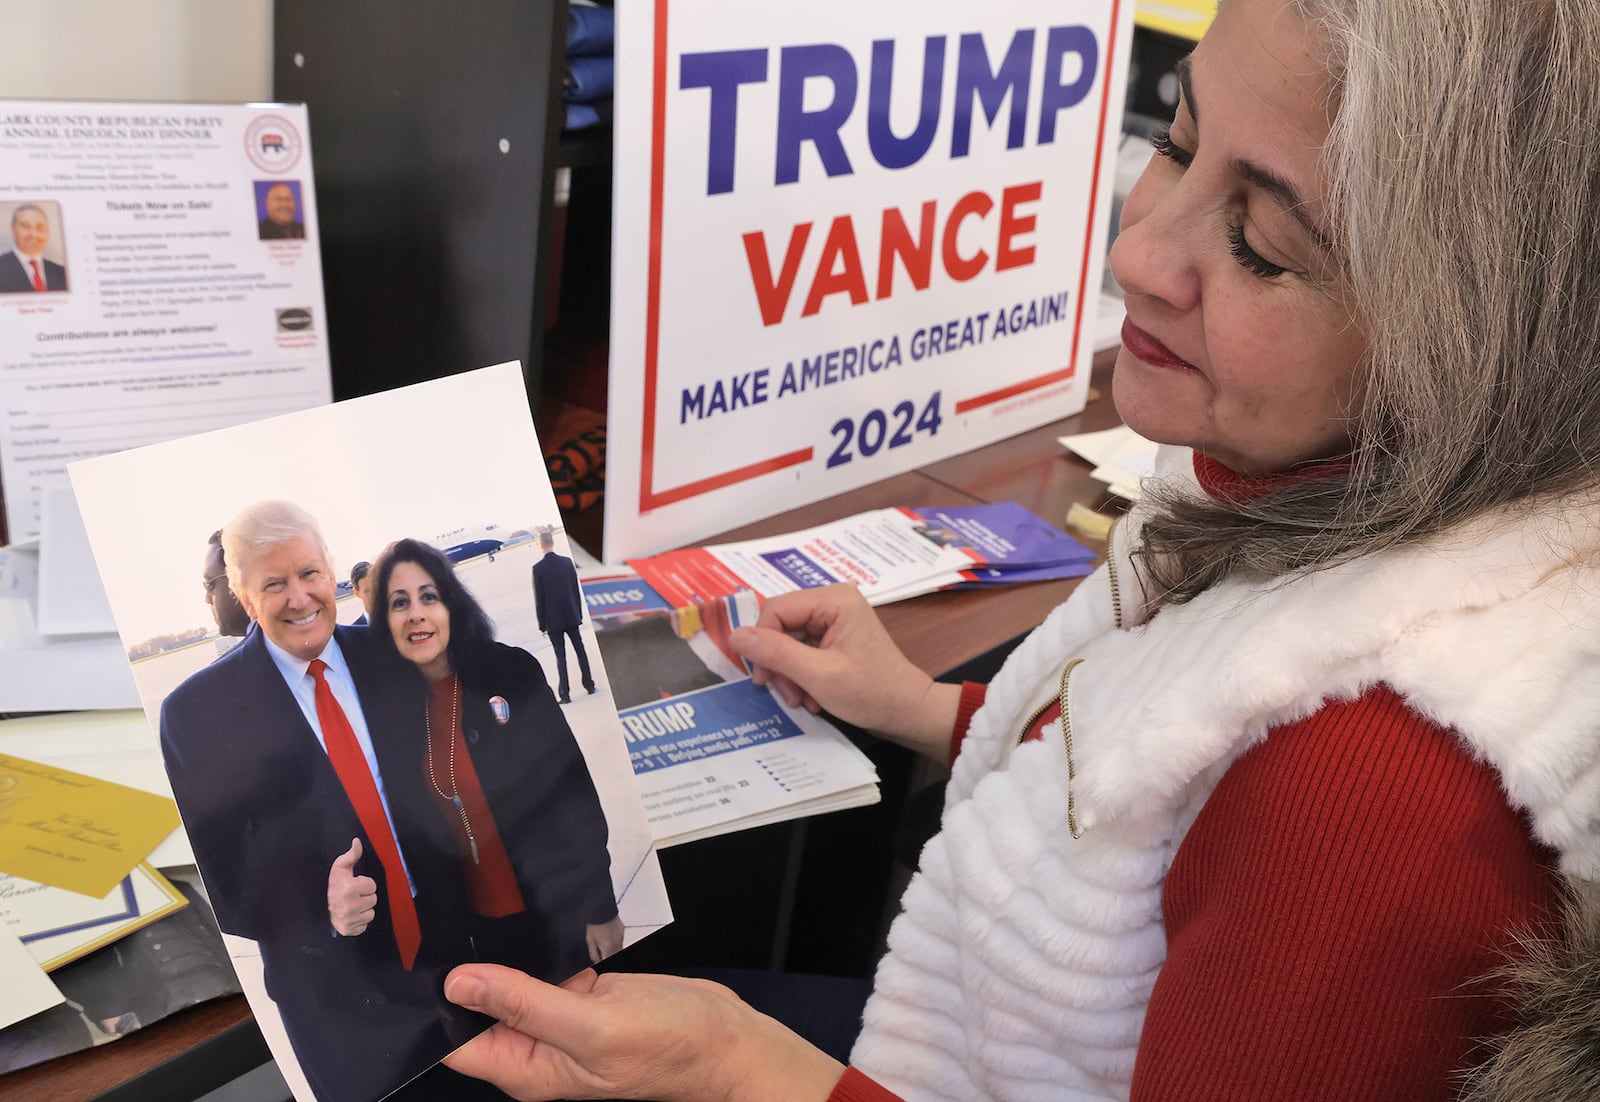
[425,676,479,864]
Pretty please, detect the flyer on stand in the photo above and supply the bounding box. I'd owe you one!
[69,364,671,1102]
[583,572,879,847]
[0,101,333,543]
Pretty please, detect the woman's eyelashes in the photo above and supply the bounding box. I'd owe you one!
[1150,123,1290,280]
[1149,123,1193,167]
[1226,223,1287,278]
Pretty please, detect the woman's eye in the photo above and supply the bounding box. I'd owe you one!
[1150,123,1194,168]
[1226,223,1288,278]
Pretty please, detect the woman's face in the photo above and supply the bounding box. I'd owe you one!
[1108,0,1367,475]
[386,560,452,681]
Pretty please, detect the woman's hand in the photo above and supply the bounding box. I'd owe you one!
[442,964,845,1102]
[327,837,377,936]
[730,583,960,761]
[585,916,624,963]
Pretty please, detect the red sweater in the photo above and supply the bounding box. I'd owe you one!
[829,686,1559,1101]
[826,458,1563,1101]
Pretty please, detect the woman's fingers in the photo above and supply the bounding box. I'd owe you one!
[439,967,836,1102]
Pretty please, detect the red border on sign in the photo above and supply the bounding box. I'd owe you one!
[959,0,1122,415]
[955,365,1077,414]
[638,0,1123,512]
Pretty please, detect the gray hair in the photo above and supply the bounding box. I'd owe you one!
[220,500,332,596]
[1138,0,1600,602]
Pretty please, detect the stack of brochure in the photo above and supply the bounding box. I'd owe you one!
[580,573,881,847]
[904,503,1099,589]
[626,502,1097,609]
[1059,425,1159,502]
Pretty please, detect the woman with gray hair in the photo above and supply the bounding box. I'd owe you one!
[434,1,1600,1099]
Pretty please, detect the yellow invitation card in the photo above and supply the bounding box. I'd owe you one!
[0,753,180,897]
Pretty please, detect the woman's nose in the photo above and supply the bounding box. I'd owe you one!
[1108,166,1202,313]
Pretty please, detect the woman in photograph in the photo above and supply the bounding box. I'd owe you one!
[434,0,1600,1099]
[369,538,624,984]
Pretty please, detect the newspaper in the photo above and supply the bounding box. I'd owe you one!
[582,572,880,847]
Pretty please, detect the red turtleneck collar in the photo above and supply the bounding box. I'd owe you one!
[1192,451,1352,503]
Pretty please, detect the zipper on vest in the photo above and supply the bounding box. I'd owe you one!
[1105,519,1123,630]
[1017,697,1054,746]
[1059,657,1084,838]
[1016,523,1124,746]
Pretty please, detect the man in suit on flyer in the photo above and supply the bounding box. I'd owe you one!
[257,181,306,239]
[0,205,67,293]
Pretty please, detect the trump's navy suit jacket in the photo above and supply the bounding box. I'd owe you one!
[159,625,478,1101]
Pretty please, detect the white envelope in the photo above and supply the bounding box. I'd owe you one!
[37,486,119,637]
[0,597,141,712]
[0,923,64,1031]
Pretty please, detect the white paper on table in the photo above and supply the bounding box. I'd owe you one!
[1059,424,1151,467]
[37,486,118,637]
[0,597,141,712]
[0,546,39,598]
[3,862,187,971]
[1091,447,1158,498]
[1061,425,1160,502]
[0,710,190,867]
[0,923,64,1029]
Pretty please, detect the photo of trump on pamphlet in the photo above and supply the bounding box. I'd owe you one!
[70,364,671,1102]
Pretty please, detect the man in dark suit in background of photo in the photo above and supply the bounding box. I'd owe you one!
[531,528,595,704]
[0,204,68,293]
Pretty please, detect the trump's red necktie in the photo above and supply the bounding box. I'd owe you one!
[310,659,420,969]
[28,260,44,293]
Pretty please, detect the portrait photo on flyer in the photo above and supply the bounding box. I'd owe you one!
[67,363,671,1102]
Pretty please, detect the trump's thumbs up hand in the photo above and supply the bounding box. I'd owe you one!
[328,837,379,936]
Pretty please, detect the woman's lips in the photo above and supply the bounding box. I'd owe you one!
[1121,319,1197,372]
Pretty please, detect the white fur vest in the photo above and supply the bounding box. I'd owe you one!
[850,448,1600,1101]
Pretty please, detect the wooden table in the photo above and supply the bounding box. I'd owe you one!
[6,352,1126,1102]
